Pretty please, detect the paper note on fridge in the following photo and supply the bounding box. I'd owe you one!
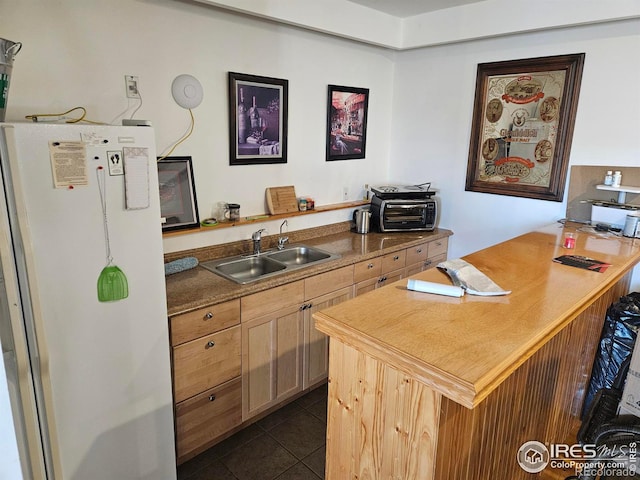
[49,141,88,188]
[437,258,511,296]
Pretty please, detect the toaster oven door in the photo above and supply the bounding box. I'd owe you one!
[382,201,435,231]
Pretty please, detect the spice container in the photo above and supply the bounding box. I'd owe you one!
[224,203,241,221]
[298,198,307,211]
[604,171,613,186]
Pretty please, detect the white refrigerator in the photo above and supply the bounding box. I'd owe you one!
[0,123,176,479]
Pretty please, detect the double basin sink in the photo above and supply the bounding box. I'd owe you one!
[200,245,341,284]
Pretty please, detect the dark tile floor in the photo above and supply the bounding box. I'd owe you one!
[178,383,328,480]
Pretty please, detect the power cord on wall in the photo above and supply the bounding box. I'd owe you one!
[157,108,195,161]
[25,106,106,125]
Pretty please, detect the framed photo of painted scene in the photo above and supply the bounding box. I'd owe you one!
[326,85,369,161]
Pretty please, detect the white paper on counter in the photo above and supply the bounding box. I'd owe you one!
[407,279,465,297]
[437,258,511,296]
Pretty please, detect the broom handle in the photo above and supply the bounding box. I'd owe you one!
[96,167,113,265]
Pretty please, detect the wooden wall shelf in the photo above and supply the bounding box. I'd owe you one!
[162,200,369,238]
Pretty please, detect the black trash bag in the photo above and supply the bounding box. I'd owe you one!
[582,292,640,419]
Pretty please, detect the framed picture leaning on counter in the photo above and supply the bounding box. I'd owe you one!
[157,156,200,232]
[465,53,585,202]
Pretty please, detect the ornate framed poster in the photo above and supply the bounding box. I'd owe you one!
[326,85,369,161]
[228,72,288,165]
[465,53,585,201]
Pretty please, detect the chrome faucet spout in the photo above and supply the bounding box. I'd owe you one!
[278,220,289,250]
[252,228,266,255]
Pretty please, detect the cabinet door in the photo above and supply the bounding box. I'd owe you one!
[241,304,304,420]
[304,286,353,389]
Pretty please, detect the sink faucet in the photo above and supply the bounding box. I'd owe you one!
[252,228,266,255]
[278,220,289,250]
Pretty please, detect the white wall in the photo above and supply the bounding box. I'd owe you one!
[1,1,638,288]
[390,19,640,290]
[0,0,395,253]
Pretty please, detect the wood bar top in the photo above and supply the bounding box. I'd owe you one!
[314,223,640,409]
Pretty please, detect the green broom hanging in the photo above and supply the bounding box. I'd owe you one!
[96,166,128,302]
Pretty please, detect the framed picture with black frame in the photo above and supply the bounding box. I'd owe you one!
[157,156,200,232]
[228,72,288,165]
[326,85,369,161]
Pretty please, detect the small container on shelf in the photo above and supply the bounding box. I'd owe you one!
[298,197,307,211]
[612,171,622,188]
[604,171,613,186]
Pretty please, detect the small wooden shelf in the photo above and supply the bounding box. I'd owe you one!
[162,200,370,238]
[596,184,640,203]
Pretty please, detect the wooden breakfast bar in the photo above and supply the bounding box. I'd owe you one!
[314,224,640,479]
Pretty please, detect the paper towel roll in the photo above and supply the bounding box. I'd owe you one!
[406,279,465,297]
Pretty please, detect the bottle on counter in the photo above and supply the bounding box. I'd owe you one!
[612,171,622,188]
[604,170,613,186]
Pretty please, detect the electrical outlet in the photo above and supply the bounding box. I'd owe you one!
[125,75,140,99]
[342,186,349,201]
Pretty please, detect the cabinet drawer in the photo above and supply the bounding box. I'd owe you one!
[428,238,448,258]
[424,253,447,270]
[175,377,242,463]
[406,243,429,266]
[241,280,304,322]
[354,257,382,283]
[170,299,240,346]
[173,325,241,403]
[382,250,406,273]
[305,265,354,300]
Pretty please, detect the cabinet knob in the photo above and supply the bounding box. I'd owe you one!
[204,312,214,320]
[416,248,422,254]
[367,263,374,269]
[209,394,216,402]
[435,241,442,246]
[424,260,432,266]
[393,255,400,261]
[205,341,215,349]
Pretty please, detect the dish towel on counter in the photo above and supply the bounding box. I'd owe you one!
[436,258,511,296]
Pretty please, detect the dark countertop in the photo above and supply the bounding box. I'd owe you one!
[165,228,453,317]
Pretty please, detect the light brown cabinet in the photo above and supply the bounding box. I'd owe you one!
[354,238,448,296]
[240,281,305,420]
[355,250,406,295]
[302,266,354,390]
[171,300,242,463]
[169,234,449,463]
[404,238,448,276]
[241,268,354,420]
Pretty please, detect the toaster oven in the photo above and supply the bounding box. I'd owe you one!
[370,195,437,232]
